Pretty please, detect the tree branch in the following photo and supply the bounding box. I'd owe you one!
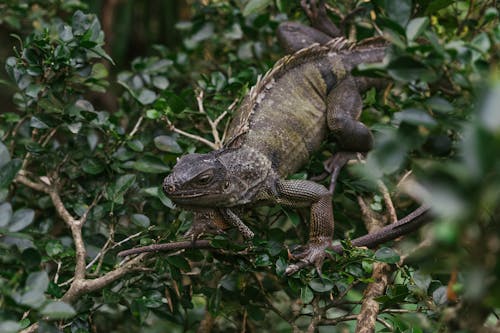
[355,190,400,333]
[117,205,432,257]
[61,253,149,303]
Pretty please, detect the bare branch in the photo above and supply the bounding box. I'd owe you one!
[319,314,359,325]
[355,185,398,333]
[61,253,149,303]
[378,180,397,224]
[118,239,211,257]
[15,173,49,193]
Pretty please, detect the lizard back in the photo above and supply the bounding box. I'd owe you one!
[224,38,384,177]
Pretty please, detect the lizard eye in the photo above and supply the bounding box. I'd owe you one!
[196,174,212,185]
[223,181,230,190]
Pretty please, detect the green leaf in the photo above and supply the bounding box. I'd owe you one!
[67,122,82,134]
[133,157,169,173]
[406,17,429,41]
[432,286,448,305]
[25,142,45,154]
[412,270,431,293]
[45,240,64,257]
[426,96,454,114]
[157,188,174,209]
[15,290,46,308]
[131,213,150,228]
[114,174,136,194]
[0,321,21,333]
[0,202,12,227]
[388,56,437,82]
[242,0,272,16]
[127,139,144,152]
[58,24,74,42]
[275,257,287,276]
[394,109,437,128]
[106,174,136,203]
[8,208,35,232]
[374,247,400,264]
[309,278,334,292]
[471,32,491,53]
[247,305,265,321]
[30,116,49,129]
[81,158,105,175]
[154,135,182,153]
[0,158,22,188]
[40,301,76,319]
[166,256,191,271]
[255,253,271,266]
[142,290,163,308]
[300,286,314,303]
[383,0,412,27]
[137,88,157,105]
[145,109,161,119]
[480,82,500,132]
[103,289,121,304]
[0,141,10,168]
[26,271,49,293]
[152,76,169,89]
[424,0,454,14]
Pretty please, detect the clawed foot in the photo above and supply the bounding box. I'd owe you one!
[285,240,332,275]
[300,0,341,37]
[184,221,225,242]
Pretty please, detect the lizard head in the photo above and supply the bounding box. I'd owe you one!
[162,151,238,208]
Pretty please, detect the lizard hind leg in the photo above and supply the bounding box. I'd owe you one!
[324,76,373,194]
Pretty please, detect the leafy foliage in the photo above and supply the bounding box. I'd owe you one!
[0,0,499,332]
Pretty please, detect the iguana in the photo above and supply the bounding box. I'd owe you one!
[162,1,429,275]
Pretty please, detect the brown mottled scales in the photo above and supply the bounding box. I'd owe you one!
[163,3,392,275]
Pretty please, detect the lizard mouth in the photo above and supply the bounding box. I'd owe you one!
[169,192,206,199]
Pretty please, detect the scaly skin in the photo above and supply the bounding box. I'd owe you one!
[163,2,389,274]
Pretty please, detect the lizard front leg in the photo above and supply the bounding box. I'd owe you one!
[272,179,334,275]
[187,208,254,241]
[219,208,255,240]
[185,209,229,241]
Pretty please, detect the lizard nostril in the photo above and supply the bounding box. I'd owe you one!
[164,184,175,193]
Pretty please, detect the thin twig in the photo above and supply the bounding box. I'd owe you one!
[376,317,393,330]
[378,180,397,224]
[165,116,218,150]
[196,89,226,149]
[318,314,359,325]
[128,115,144,138]
[164,88,231,150]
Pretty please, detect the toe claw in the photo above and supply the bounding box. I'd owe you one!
[285,241,331,275]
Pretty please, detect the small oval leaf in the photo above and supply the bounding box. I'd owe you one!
[0,202,13,227]
[154,135,182,153]
[131,213,150,228]
[8,208,35,232]
[309,278,334,292]
[374,247,400,264]
[40,301,76,319]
